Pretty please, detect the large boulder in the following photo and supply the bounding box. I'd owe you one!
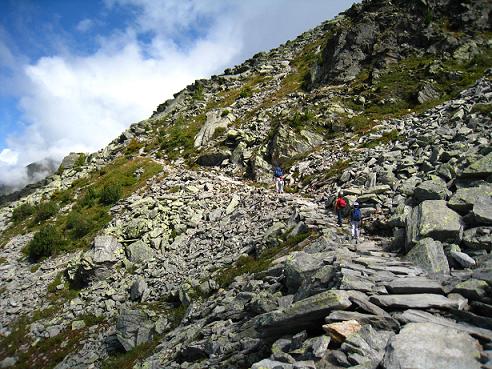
[269,125,323,164]
[194,110,235,148]
[406,238,449,274]
[126,240,154,264]
[461,152,492,179]
[462,227,492,251]
[382,323,481,369]
[472,194,492,225]
[448,184,492,213]
[67,236,124,285]
[406,200,463,249]
[196,149,231,167]
[413,177,449,203]
[255,290,352,338]
[283,252,324,294]
[116,309,154,351]
[59,152,84,170]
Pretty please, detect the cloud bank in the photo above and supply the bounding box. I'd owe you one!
[0,0,357,190]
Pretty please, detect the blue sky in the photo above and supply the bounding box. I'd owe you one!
[0,0,358,187]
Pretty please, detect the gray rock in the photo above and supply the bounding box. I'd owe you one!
[462,227,492,251]
[413,177,449,203]
[406,200,463,248]
[67,235,124,284]
[382,322,481,369]
[116,309,154,351]
[130,278,148,301]
[406,238,449,274]
[417,84,440,104]
[473,195,492,225]
[325,311,399,331]
[256,290,351,337]
[126,240,154,264]
[283,252,323,294]
[252,359,293,369]
[450,251,476,268]
[342,325,393,368]
[448,184,492,213]
[197,149,231,167]
[370,294,459,310]
[452,279,488,300]
[384,277,444,294]
[194,110,235,148]
[461,152,492,179]
[59,152,84,170]
[92,236,124,263]
[0,357,17,368]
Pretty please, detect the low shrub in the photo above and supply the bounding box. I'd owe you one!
[66,211,93,239]
[33,201,59,224]
[78,187,97,208]
[99,183,122,205]
[239,86,253,98]
[27,225,65,261]
[12,203,35,223]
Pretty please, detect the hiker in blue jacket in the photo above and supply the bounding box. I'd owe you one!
[273,166,285,193]
[350,201,362,242]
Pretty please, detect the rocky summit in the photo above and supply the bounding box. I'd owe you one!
[1,0,492,368]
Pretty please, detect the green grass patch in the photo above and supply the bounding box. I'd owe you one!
[32,201,59,225]
[125,139,144,157]
[25,225,66,261]
[343,44,492,132]
[4,157,162,258]
[215,231,313,288]
[0,256,7,265]
[471,103,492,115]
[158,114,205,160]
[11,203,35,223]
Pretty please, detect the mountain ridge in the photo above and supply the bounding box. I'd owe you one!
[0,0,491,368]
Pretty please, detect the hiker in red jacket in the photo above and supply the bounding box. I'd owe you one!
[334,192,347,226]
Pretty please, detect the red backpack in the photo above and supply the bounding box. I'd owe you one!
[337,198,347,208]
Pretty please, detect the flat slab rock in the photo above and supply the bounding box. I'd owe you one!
[382,322,482,369]
[370,294,459,310]
[255,290,352,337]
[384,277,444,294]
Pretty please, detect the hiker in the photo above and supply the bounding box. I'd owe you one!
[350,201,362,242]
[273,165,285,193]
[334,192,347,226]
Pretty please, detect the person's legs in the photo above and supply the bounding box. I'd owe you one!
[275,178,280,193]
[337,209,342,226]
[355,221,360,239]
[351,221,356,238]
[279,180,284,193]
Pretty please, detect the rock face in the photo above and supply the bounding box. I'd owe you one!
[406,200,463,248]
[0,0,491,368]
[382,323,482,369]
[406,238,450,274]
[116,309,154,351]
[461,152,492,179]
[67,235,124,285]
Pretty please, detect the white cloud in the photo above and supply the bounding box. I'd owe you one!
[76,18,94,33]
[0,149,18,165]
[0,0,358,189]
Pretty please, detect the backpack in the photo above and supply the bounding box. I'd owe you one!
[337,198,347,208]
[352,208,362,221]
[274,167,283,177]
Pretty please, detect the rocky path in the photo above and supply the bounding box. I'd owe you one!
[1,169,491,369]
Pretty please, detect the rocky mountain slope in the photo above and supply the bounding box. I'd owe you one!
[0,0,491,368]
